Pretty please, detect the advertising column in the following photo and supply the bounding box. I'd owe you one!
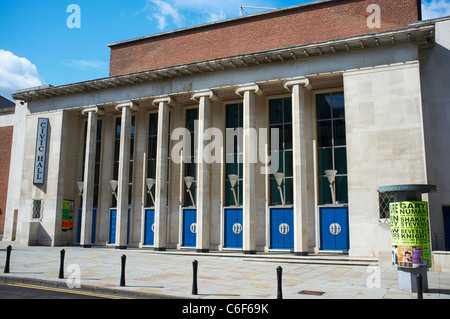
[389,201,431,268]
[381,184,436,293]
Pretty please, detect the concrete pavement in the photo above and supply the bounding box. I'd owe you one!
[0,242,449,299]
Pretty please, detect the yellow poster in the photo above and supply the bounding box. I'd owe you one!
[389,202,431,268]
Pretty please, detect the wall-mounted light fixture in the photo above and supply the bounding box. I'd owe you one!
[110,180,118,201]
[184,176,196,207]
[146,178,156,207]
[228,174,239,207]
[274,172,286,206]
[325,170,338,205]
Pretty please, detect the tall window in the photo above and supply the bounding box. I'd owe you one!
[112,116,135,207]
[269,97,293,206]
[146,112,171,207]
[81,120,102,208]
[316,92,348,204]
[184,108,198,207]
[225,103,243,206]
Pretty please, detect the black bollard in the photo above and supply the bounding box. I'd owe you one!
[59,249,65,279]
[192,260,198,295]
[120,255,126,287]
[277,266,283,299]
[4,245,11,274]
[416,274,423,300]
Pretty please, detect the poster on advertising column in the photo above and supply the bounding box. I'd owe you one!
[62,200,74,231]
[389,201,431,268]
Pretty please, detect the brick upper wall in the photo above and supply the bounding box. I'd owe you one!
[0,126,13,234]
[109,0,421,76]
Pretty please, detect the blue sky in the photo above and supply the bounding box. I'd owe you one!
[1,0,450,102]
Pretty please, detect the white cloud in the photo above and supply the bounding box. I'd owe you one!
[422,0,450,19]
[0,50,44,100]
[146,0,184,30]
[64,59,108,71]
[142,0,276,30]
[207,9,226,23]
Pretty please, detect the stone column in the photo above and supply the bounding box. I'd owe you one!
[115,101,139,249]
[151,96,172,251]
[80,106,104,248]
[283,77,312,256]
[235,83,262,254]
[191,90,216,253]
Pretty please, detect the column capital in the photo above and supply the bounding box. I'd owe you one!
[191,89,217,102]
[283,77,312,92]
[235,83,262,97]
[82,106,105,116]
[115,101,139,112]
[152,96,174,107]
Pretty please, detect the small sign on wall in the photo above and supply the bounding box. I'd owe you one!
[33,118,49,185]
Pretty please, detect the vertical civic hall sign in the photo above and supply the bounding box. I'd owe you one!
[389,201,431,268]
[33,118,49,185]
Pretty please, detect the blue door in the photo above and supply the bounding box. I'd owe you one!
[109,209,117,244]
[144,209,155,246]
[443,206,450,251]
[320,207,349,251]
[224,209,243,249]
[183,209,197,247]
[77,209,97,245]
[109,209,130,245]
[270,208,294,250]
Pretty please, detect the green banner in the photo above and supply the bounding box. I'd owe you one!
[389,201,431,268]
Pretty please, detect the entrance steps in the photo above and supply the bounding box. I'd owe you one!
[139,249,379,267]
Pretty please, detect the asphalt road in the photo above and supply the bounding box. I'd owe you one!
[0,282,127,299]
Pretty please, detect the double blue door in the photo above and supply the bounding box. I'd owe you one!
[109,209,130,245]
[183,209,197,247]
[320,207,349,251]
[270,208,294,250]
[77,209,96,244]
[144,209,155,246]
[224,209,243,249]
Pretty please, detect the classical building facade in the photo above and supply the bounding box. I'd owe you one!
[3,0,450,268]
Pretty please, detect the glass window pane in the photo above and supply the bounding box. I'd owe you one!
[316,94,331,120]
[283,98,292,123]
[269,99,283,124]
[270,178,282,206]
[284,178,293,205]
[270,125,284,151]
[284,151,293,177]
[336,176,348,203]
[318,148,333,176]
[334,148,347,175]
[318,177,332,205]
[317,120,332,147]
[332,92,345,118]
[333,119,346,146]
[226,104,238,128]
[284,124,292,150]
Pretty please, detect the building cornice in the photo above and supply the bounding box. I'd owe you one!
[12,24,434,103]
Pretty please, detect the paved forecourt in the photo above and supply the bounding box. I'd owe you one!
[0,242,449,299]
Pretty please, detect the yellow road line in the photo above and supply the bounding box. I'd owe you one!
[2,282,131,299]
